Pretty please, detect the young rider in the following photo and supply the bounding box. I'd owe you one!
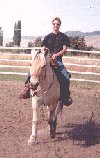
[19,17,72,106]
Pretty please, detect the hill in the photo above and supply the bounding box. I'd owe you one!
[65,31,100,37]
[85,35,100,48]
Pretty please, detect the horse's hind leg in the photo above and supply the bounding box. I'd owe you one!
[48,108,57,138]
[55,100,63,117]
[49,118,57,138]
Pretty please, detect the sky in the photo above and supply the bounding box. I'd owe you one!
[0,0,100,38]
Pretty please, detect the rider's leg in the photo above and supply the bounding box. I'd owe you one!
[54,60,72,106]
[25,72,30,84]
[19,72,30,99]
[25,72,30,98]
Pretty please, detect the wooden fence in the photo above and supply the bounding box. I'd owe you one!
[0,47,100,83]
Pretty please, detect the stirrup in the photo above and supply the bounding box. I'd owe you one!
[64,97,73,106]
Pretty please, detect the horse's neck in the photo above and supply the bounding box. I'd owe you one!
[40,66,57,90]
[37,65,60,103]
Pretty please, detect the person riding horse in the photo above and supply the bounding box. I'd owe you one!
[19,17,72,106]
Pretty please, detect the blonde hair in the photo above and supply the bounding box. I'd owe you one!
[52,17,61,25]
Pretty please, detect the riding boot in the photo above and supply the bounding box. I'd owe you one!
[60,78,73,106]
[19,72,30,99]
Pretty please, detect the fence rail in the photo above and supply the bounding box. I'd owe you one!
[0,47,100,84]
[0,46,100,54]
[0,63,100,68]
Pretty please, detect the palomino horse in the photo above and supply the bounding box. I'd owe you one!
[28,49,62,145]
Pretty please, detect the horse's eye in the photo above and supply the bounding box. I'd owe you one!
[35,54,39,58]
[42,65,46,69]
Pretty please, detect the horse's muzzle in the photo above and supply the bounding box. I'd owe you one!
[30,80,39,90]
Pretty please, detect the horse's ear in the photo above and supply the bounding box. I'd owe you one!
[37,49,41,54]
[30,61,32,66]
[44,48,49,57]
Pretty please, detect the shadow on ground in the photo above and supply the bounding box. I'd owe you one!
[60,118,100,147]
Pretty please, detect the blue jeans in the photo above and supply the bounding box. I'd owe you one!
[55,59,71,80]
[54,59,71,104]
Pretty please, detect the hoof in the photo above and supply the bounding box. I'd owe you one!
[28,135,36,146]
[50,133,55,139]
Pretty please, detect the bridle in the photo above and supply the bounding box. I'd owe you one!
[30,61,55,97]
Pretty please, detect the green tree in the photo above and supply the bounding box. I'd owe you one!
[34,37,42,47]
[13,20,21,46]
[0,27,3,46]
[70,36,87,50]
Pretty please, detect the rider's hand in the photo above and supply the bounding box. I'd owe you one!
[52,54,58,60]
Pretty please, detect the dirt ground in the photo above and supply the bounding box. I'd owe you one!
[0,81,100,158]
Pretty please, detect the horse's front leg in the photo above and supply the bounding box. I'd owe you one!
[28,97,39,145]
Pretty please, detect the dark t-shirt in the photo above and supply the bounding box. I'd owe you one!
[42,32,70,61]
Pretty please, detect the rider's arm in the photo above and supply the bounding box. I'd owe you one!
[52,45,67,60]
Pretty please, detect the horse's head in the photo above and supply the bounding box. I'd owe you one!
[30,49,50,91]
